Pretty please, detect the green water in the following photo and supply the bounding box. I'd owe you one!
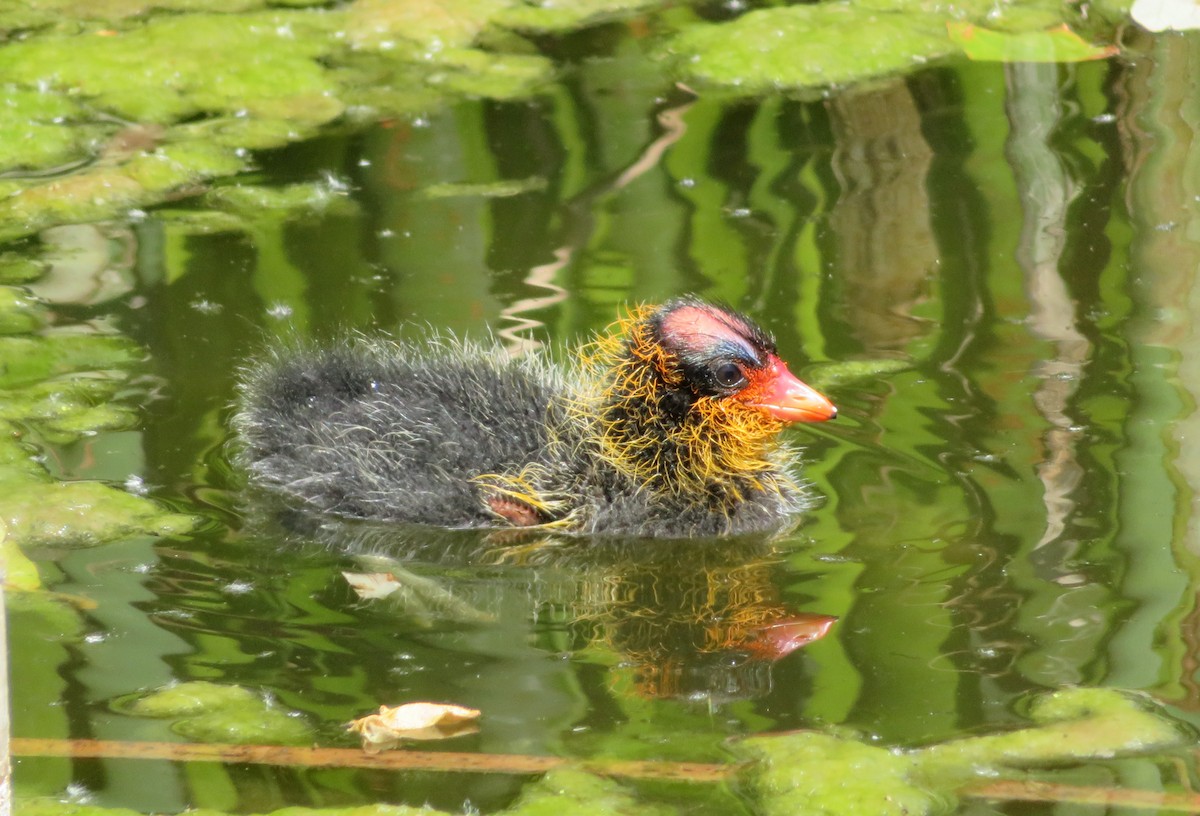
[7,3,1200,815]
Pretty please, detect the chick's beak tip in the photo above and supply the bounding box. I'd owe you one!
[752,362,837,423]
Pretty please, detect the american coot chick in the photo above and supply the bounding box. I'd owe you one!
[233,298,836,538]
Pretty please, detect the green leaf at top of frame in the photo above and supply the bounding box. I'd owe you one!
[667,4,955,93]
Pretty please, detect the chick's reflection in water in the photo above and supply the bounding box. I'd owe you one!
[306,521,837,702]
[562,538,836,700]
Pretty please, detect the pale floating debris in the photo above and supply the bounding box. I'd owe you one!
[348,702,481,752]
[190,298,222,314]
[342,570,495,624]
[221,580,254,595]
[63,782,94,804]
[319,171,351,194]
[343,570,402,600]
[1132,0,1200,31]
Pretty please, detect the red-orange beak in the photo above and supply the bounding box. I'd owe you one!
[746,358,837,423]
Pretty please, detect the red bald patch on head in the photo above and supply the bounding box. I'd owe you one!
[658,303,758,360]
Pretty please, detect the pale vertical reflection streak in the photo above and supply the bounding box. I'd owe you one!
[1125,36,1200,559]
[828,79,936,353]
[1107,32,1199,693]
[497,90,697,356]
[1004,62,1090,557]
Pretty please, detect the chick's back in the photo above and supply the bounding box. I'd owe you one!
[233,337,561,526]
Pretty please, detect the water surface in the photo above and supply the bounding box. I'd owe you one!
[10,18,1200,816]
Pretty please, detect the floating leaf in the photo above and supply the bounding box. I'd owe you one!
[946,22,1118,63]
[420,177,549,200]
[807,358,910,390]
[670,5,953,93]
[343,571,403,600]
[348,702,481,752]
[342,568,494,623]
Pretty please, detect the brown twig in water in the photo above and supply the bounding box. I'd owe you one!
[964,778,1200,812]
[11,738,730,782]
[17,738,1197,811]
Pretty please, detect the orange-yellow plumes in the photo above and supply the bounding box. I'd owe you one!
[575,305,794,502]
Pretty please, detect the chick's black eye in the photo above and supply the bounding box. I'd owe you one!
[713,361,746,389]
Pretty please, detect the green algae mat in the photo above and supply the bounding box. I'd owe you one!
[0,0,1126,242]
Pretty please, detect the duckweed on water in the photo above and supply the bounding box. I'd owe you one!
[506,768,676,816]
[666,0,1123,93]
[0,90,102,175]
[669,4,954,93]
[0,14,340,125]
[0,0,1131,240]
[0,333,137,388]
[0,3,554,240]
[0,145,246,242]
[122,681,263,719]
[345,0,511,50]
[204,182,360,219]
[918,686,1185,773]
[737,687,1184,816]
[421,177,550,200]
[120,681,314,745]
[141,180,361,240]
[738,730,939,816]
[0,481,194,548]
[0,0,327,27]
[19,768,674,816]
[0,291,197,551]
[946,21,1119,62]
[18,804,435,816]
